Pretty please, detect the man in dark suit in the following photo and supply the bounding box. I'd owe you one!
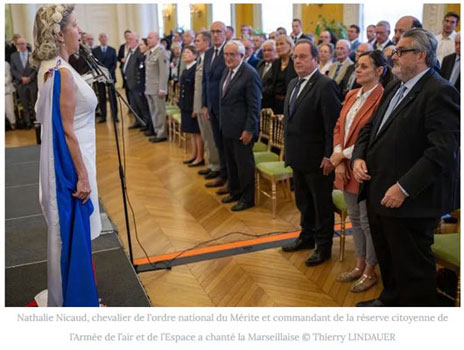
[373,21,394,51]
[281,39,341,266]
[441,32,460,92]
[10,37,37,128]
[352,29,460,306]
[92,32,118,122]
[118,30,132,107]
[202,21,229,192]
[257,39,277,109]
[347,24,361,61]
[123,33,150,128]
[290,19,309,43]
[242,39,260,69]
[253,34,266,59]
[219,40,261,211]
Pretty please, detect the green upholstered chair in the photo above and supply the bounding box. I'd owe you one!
[165,81,187,149]
[256,115,293,218]
[256,162,293,218]
[253,108,273,152]
[253,110,280,166]
[332,189,348,262]
[432,233,460,306]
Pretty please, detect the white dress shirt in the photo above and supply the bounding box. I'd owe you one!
[334,84,378,159]
[222,59,244,92]
[437,31,457,64]
[185,61,196,71]
[289,68,318,101]
[319,59,332,75]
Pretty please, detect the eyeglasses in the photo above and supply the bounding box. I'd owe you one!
[391,47,419,57]
[224,52,240,57]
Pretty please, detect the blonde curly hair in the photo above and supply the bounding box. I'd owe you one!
[30,4,75,67]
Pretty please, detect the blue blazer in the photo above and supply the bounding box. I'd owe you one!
[219,62,262,139]
[202,45,226,117]
[246,54,260,69]
[92,46,117,81]
[178,63,196,113]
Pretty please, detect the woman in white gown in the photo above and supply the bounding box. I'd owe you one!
[32,4,101,306]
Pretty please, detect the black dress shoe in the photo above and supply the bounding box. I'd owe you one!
[139,126,149,132]
[216,186,229,195]
[282,237,315,252]
[204,170,221,179]
[149,136,167,143]
[144,130,155,137]
[205,178,226,188]
[305,249,331,267]
[183,157,196,164]
[128,123,140,129]
[221,195,240,203]
[231,202,254,211]
[97,118,106,123]
[188,160,205,167]
[356,298,386,307]
[198,168,211,176]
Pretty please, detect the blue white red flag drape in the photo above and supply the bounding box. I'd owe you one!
[38,68,99,306]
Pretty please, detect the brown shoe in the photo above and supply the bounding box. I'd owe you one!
[205,178,226,188]
[336,267,363,283]
[216,186,229,195]
[350,274,377,293]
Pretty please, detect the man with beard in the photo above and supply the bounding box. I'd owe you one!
[352,29,460,306]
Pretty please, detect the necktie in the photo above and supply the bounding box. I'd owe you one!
[450,56,460,85]
[346,70,357,91]
[262,62,271,78]
[377,84,407,135]
[21,52,27,68]
[198,56,202,65]
[222,70,233,97]
[102,46,106,54]
[333,62,342,80]
[211,48,218,67]
[289,78,306,116]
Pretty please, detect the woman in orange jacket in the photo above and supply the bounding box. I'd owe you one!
[330,50,388,293]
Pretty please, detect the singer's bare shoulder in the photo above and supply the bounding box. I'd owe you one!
[58,68,77,97]
[43,67,75,85]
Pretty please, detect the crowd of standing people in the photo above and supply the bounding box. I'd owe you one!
[9,8,460,307]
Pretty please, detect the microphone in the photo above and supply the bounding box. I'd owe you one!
[78,44,112,84]
[79,43,92,58]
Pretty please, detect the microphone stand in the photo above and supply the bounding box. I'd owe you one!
[79,45,145,269]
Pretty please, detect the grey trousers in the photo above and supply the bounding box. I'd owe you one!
[146,93,167,138]
[197,113,220,171]
[344,191,377,266]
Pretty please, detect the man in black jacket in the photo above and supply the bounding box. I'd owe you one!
[118,30,132,107]
[281,39,341,266]
[10,37,37,128]
[440,32,460,92]
[123,33,150,128]
[352,29,460,306]
[219,40,261,211]
[92,32,118,122]
[202,21,229,192]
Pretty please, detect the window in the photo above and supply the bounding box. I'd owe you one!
[212,3,231,26]
[262,2,292,35]
[177,3,191,30]
[362,3,423,42]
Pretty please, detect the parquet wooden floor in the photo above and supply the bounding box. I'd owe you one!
[5,105,383,307]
